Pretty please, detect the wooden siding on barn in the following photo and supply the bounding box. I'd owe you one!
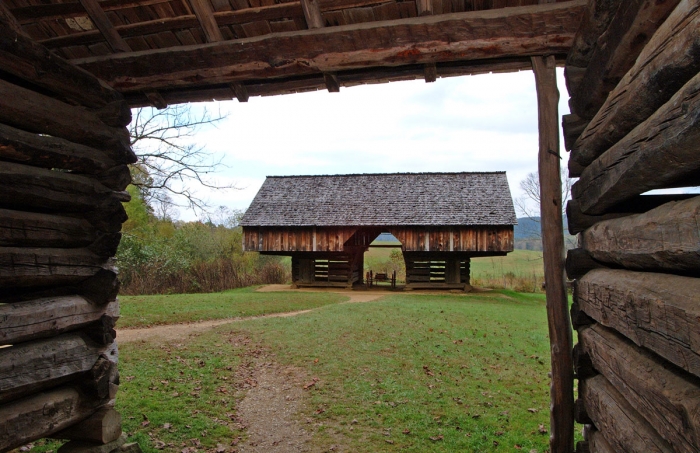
[244,226,513,254]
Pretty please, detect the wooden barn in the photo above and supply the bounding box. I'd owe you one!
[0,0,699,452]
[240,172,517,289]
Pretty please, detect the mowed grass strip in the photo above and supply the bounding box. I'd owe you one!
[229,290,554,452]
[119,286,348,328]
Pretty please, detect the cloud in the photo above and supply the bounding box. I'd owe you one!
[177,68,571,220]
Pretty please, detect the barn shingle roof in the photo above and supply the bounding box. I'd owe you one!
[241,172,517,227]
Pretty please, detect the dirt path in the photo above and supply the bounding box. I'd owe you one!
[117,287,384,344]
[117,310,313,344]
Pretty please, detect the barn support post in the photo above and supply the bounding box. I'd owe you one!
[531,55,575,453]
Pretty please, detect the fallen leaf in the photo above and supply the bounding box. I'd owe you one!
[538,424,548,435]
[528,408,539,413]
[402,429,411,435]
[429,435,444,442]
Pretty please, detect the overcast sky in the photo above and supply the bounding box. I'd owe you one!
[174,68,572,221]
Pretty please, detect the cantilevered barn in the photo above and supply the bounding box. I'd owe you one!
[241,172,517,290]
[1,0,699,452]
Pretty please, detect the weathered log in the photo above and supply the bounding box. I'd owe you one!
[566,195,697,234]
[565,248,608,280]
[570,0,700,172]
[576,269,700,378]
[581,196,700,275]
[82,197,128,234]
[0,12,123,109]
[562,113,588,152]
[0,386,108,451]
[53,407,122,444]
[0,296,118,345]
[575,440,590,453]
[0,247,106,288]
[0,333,117,404]
[0,161,119,214]
[79,353,119,401]
[58,434,127,453]
[571,71,700,215]
[78,268,120,305]
[0,79,133,160]
[532,55,574,453]
[580,323,700,453]
[573,341,596,380]
[83,314,118,346]
[570,300,594,330]
[96,165,131,192]
[94,100,132,129]
[587,429,616,453]
[580,374,674,453]
[0,208,95,249]
[0,123,118,173]
[570,0,681,119]
[574,397,593,424]
[565,0,623,69]
[88,233,122,258]
[74,2,586,93]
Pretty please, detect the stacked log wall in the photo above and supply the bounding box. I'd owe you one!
[0,15,133,453]
[564,1,700,451]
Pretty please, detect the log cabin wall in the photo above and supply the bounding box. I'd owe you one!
[0,15,135,453]
[563,0,700,451]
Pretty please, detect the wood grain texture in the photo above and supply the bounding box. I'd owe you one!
[0,333,118,405]
[0,386,108,451]
[565,0,622,68]
[74,1,585,93]
[0,247,106,288]
[576,269,700,378]
[0,123,119,173]
[565,247,607,281]
[188,0,224,42]
[588,428,617,453]
[566,195,697,235]
[570,0,700,173]
[532,55,574,453]
[579,374,674,453]
[0,80,133,159]
[53,407,122,444]
[0,14,122,109]
[0,209,95,249]
[78,0,131,53]
[0,161,120,214]
[570,0,681,119]
[581,196,700,274]
[579,323,700,453]
[571,71,700,215]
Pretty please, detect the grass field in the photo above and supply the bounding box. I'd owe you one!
[119,286,347,328]
[56,288,565,453]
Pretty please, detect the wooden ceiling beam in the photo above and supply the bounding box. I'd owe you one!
[78,0,131,53]
[74,1,586,93]
[39,3,304,49]
[187,0,224,42]
[11,0,173,23]
[301,0,324,29]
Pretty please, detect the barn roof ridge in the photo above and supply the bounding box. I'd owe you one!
[242,172,517,227]
[265,171,508,178]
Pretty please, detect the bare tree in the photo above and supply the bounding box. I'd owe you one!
[129,104,234,215]
[514,168,574,220]
[514,168,577,248]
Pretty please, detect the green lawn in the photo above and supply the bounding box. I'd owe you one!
[29,288,567,453]
[112,290,558,452]
[118,286,348,328]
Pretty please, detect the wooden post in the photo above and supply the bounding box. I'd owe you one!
[531,55,575,453]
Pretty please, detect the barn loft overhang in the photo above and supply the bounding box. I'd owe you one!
[5,0,586,107]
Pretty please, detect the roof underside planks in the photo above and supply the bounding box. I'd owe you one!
[4,0,586,105]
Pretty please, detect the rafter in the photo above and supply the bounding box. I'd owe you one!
[73,1,586,94]
[38,3,303,49]
[78,0,131,53]
[300,0,324,29]
[187,0,223,42]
